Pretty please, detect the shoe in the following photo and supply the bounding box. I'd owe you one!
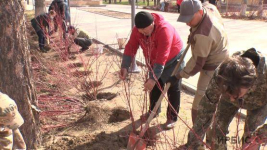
[40,48,47,53]
[43,45,51,52]
[164,119,176,129]
[80,47,89,52]
[140,112,158,122]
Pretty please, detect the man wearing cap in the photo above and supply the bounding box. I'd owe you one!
[178,48,267,149]
[0,92,26,150]
[169,0,229,124]
[119,11,184,129]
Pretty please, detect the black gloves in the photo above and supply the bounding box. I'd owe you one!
[167,75,179,87]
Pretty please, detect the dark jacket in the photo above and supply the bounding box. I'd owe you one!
[31,13,58,34]
[49,0,66,18]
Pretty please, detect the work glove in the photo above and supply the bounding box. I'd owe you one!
[166,75,179,87]
[252,124,267,143]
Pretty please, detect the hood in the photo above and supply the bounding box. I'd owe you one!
[151,13,165,26]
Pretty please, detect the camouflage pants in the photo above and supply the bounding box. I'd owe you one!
[209,100,267,150]
[0,129,13,150]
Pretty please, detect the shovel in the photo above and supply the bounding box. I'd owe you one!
[127,44,191,150]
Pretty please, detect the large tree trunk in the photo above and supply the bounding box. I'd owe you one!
[35,0,46,17]
[0,0,40,149]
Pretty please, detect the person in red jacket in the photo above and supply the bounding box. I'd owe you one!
[120,11,184,129]
[177,0,183,13]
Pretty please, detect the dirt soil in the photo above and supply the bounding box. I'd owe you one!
[32,47,198,150]
[27,19,197,149]
[25,11,252,150]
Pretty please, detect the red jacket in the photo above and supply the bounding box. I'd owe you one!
[177,0,183,5]
[124,13,183,68]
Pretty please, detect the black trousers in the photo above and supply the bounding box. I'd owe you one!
[177,4,180,13]
[37,30,45,50]
[150,78,181,121]
[74,38,92,49]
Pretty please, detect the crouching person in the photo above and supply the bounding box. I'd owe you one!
[178,48,267,150]
[0,92,26,150]
[67,26,93,52]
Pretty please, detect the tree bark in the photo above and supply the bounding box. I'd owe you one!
[35,0,46,17]
[0,0,40,149]
[240,4,247,17]
[257,0,264,18]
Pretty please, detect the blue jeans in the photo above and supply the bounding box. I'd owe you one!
[160,2,165,11]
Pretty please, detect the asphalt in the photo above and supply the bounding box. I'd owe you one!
[68,4,267,93]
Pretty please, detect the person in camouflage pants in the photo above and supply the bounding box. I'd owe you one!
[178,48,267,150]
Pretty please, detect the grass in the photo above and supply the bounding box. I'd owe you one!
[25,10,35,20]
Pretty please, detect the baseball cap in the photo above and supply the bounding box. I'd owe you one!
[0,92,24,130]
[177,0,202,23]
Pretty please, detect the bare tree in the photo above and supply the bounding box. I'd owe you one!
[257,0,264,18]
[35,0,46,17]
[240,0,247,17]
[0,0,40,149]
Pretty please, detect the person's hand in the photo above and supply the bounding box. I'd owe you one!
[119,68,128,80]
[144,79,156,91]
[253,124,267,143]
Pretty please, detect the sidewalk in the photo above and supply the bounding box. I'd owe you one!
[69,4,267,93]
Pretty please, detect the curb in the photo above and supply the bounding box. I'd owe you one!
[93,38,197,95]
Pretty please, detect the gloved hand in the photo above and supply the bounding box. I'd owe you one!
[167,75,179,87]
[252,124,267,143]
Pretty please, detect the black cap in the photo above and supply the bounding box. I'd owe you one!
[135,11,154,29]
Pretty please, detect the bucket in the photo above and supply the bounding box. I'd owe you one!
[117,38,127,49]
[93,44,103,54]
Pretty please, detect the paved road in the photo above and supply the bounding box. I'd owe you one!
[69,4,267,91]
